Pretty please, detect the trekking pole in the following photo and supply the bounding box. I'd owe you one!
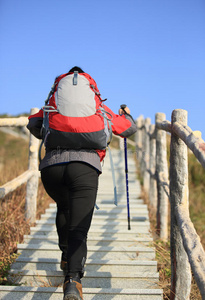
[120,104,131,230]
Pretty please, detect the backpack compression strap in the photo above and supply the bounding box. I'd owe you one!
[73,71,78,85]
[98,107,118,206]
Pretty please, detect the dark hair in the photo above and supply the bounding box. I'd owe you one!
[68,66,84,73]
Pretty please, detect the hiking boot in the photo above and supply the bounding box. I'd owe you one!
[63,277,83,300]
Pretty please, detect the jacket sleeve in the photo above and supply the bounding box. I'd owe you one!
[103,105,137,138]
[27,109,43,139]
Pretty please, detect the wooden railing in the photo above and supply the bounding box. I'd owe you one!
[136,109,205,299]
[0,108,39,224]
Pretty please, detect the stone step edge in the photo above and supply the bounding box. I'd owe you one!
[13,257,157,266]
[45,211,148,216]
[44,213,148,218]
[43,211,149,217]
[30,225,150,230]
[31,228,151,234]
[46,207,148,211]
[23,235,153,242]
[29,231,151,237]
[40,213,148,218]
[49,203,146,208]
[93,199,145,202]
[30,227,151,234]
[34,224,150,229]
[9,269,160,279]
[22,241,152,248]
[35,227,150,232]
[48,203,147,207]
[0,286,163,295]
[45,206,148,213]
[17,244,155,252]
[41,210,149,219]
[35,220,150,226]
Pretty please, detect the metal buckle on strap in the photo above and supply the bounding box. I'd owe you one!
[73,71,78,85]
[42,105,58,113]
[90,84,100,95]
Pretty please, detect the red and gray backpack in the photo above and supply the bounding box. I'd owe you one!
[40,71,113,155]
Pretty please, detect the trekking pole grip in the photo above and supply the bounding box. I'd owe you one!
[120,104,135,123]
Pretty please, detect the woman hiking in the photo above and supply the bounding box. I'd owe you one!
[27,66,137,300]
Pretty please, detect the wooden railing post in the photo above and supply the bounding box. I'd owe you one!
[143,118,151,193]
[135,115,144,164]
[140,118,146,176]
[149,124,157,209]
[170,109,191,299]
[25,108,39,224]
[155,113,169,240]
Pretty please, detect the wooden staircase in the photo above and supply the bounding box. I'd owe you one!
[0,149,163,299]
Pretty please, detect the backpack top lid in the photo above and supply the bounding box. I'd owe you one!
[55,72,97,117]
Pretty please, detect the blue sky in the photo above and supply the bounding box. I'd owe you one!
[1,0,205,137]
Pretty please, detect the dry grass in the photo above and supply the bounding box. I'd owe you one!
[0,182,53,285]
[0,130,53,285]
[140,178,203,299]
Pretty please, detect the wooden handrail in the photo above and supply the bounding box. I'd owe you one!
[172,121,205,169]
[0,108,39,224]
[0,170,34,199]
[0,117,28,127]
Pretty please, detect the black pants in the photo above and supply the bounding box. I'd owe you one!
[41,162,99,277]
